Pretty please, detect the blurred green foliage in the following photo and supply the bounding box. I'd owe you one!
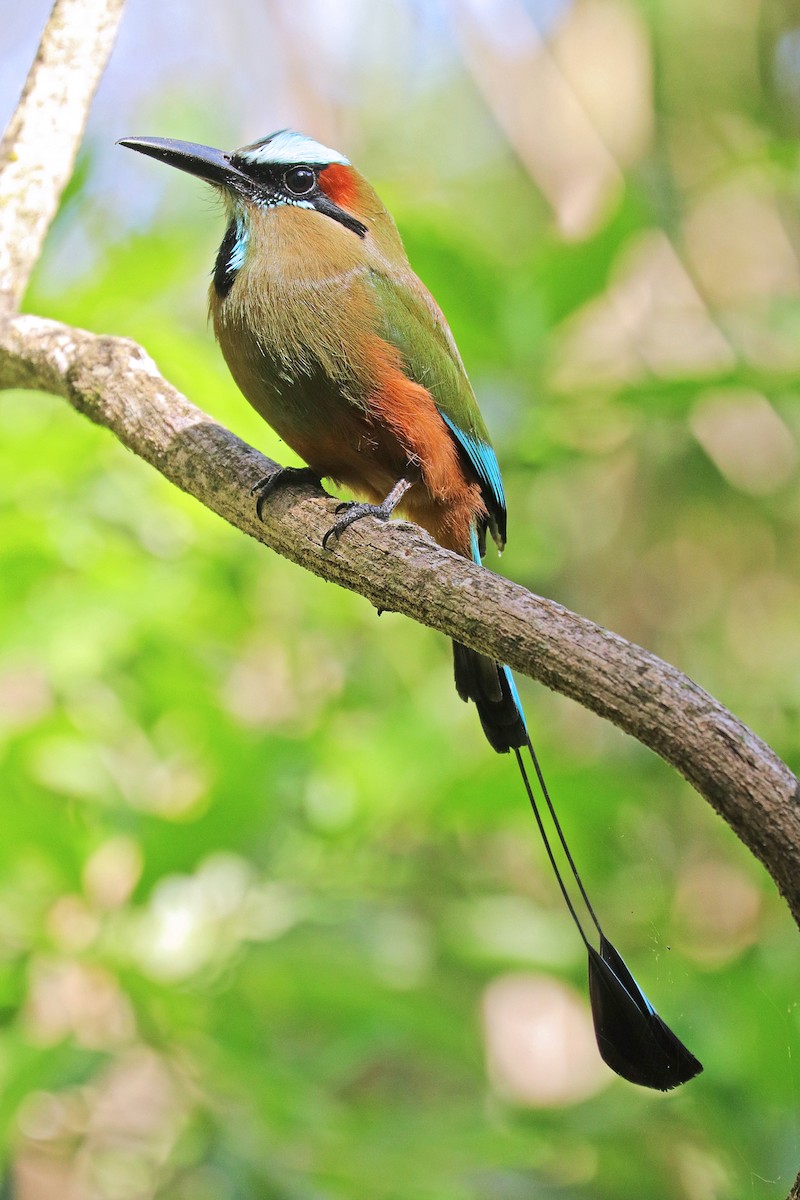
[2,1,800,1197]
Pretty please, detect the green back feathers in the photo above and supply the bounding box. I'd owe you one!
[368,269,507,550]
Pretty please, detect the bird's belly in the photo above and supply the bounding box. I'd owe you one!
[213,287,486,554]
[216,322,407,501]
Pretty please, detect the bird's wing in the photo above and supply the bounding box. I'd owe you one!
[368,268,506,553]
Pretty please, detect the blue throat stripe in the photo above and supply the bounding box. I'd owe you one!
[228,212,249,271]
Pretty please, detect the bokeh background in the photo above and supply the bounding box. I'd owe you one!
[2,0,800,1196]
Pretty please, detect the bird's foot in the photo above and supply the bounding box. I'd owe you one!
[251,466,321,522]
[322,500,393,550]
[322,478,414,550]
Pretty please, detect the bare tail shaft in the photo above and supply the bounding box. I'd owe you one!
[454,643,703,1091]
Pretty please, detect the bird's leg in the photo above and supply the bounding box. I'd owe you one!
[252,465,322,522]
[322,476,415,550]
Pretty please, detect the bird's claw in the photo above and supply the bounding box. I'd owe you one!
[252,466,321,522]
[322,501,387,550]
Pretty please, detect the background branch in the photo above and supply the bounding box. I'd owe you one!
[0,0,125,311]
[2,310,798,930]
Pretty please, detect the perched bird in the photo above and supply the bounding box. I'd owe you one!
[119,129,702,1090]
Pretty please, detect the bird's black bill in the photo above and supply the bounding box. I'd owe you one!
[587,934,703,1090]
[118,136,249,191]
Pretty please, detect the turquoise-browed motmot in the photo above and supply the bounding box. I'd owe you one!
[119,129,701,1090]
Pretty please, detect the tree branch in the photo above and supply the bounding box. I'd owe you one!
[0,0,125,312]
[2,310,798,930]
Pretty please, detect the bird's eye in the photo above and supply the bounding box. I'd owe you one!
[284,166,316,197]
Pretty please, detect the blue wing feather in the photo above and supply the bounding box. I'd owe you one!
[439,413,505,514]
[440,412,507,552]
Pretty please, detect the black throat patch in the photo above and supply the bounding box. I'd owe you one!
[213,217,246,299]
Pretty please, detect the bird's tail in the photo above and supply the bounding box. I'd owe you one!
[452,623,702,1089]
[452,643,527,753]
